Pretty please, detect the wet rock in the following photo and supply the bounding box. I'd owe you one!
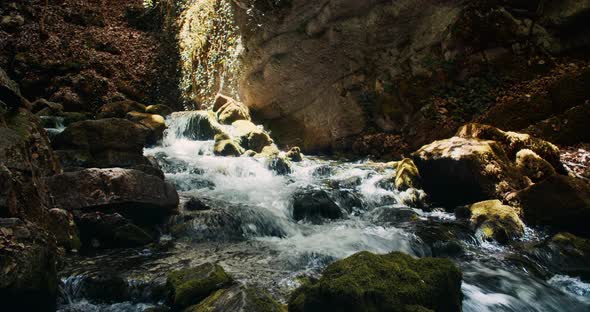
[217,100,251,124]
[166,263,233,309]
[394,158,421,191]
[172,201,286,241]
[288,251,462,312]
[410,221,473,258]
[45,168,179,224]
[232,120,273,153]
[333,189,364,213]
[186,284,284,312]
[292,189,343,223]
[97,100,146,119]
[75,212,153,249]
[457,200,524,244]
[286,146,303,162]
[76,272,129,303]
[0,221,59,312]
[146,104,173,117]
[126,111,166,143]
[214,133,244,157]
[183,197,211,212]
[175,111,227,140]
[530,232,590,282]
[515,149,556,182]
[457,123,564,173]
[515,175,590,237]
[412,136,529,207]
[369,206,420,225]
[267,155,292,175]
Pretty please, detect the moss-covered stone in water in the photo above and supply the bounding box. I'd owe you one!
[394,158,421,191]
[464,200,524,244]
[288,251,462,312]
[185,285,286,312]
[166,263,233,309]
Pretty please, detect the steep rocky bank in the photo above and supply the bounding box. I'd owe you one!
[227,0,590,154]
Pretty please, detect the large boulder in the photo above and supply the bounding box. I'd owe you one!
[412,136,529,206]
[126,111,167,143]
[457,123,564,172]
[45,168,179,223]
[186,284,284,312]
[515,175,590,237]
[53,118,150,153]
[292,189,343,223]
[457,200,524,244]
[217,100,251,124]
[213,133,244,157]
[231,120,273,153]
[96,100,146,119]
[52,118,155,168]
[0,219,59,312]
[288,251,462,312]
[171,111,227,140]
[166,263,233,309]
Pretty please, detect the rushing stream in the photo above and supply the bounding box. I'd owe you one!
[56,112,590,311]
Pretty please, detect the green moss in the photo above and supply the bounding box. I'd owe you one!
[167,263,233,309]
[395,158,421,191]
[288,251,462,312]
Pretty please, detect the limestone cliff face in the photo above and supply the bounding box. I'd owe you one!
[230,0,590,152]
[232,0,462,151]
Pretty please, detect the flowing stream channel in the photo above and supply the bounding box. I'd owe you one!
[56,112,590,311]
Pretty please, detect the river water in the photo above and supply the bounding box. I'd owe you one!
[56,112,590,311]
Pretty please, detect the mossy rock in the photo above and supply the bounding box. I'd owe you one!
[213,134,244,157]
[458,200,524,244]
[146,104,174,117]
[185,285,285,312]
[231,120,273,153]
[394,158,421,191]
[412,136,529,206]
[288,251,462,312]
[217,101,251,125]
[545,233,590,281]
[166,263,233,309]
[126,111,166,143]
[515,149,556,182]
[457,123,564,173]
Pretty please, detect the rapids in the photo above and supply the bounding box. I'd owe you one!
[57,113,590,311]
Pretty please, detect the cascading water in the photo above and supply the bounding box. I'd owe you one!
[56,113,590,311]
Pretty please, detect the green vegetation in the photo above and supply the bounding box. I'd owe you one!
[288,251,462,312]
[166,263,233,309]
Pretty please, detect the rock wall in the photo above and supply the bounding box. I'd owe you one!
[230,0,590,153]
